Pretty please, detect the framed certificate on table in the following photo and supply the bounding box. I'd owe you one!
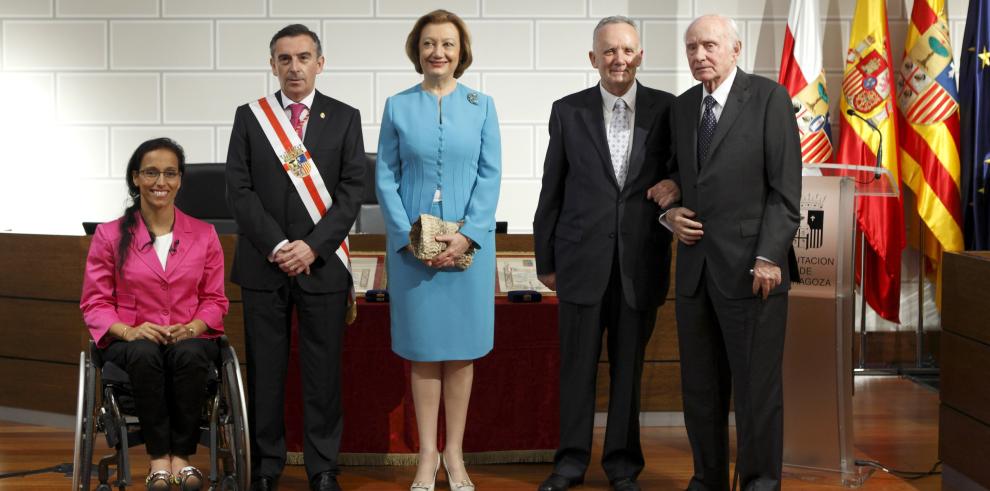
[495,255,555,296]
[350,255,386,293]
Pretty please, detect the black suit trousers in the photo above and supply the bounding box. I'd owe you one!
[101,339,219,457]
[676,267,787,491]
[554,253,657,482]
[242,280,347,480]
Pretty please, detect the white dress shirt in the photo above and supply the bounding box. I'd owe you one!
[699,66,737,124]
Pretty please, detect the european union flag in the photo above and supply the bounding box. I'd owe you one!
[961,0,990,249]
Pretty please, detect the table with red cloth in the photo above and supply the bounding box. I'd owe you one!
[281,297,560,465]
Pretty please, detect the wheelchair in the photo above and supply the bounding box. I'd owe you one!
[72,335,250,490]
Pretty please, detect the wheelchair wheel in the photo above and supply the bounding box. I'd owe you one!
[72,351,97,491]
[219,342,250,489]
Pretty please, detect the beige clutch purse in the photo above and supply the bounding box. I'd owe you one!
[409,214,475,270]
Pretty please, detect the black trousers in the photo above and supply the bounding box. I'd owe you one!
[242,280,347,480]
[101,338,218,457]
[676,267,787,491]
[553,256,657,482]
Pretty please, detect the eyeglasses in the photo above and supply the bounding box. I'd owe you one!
[136,169,181,181]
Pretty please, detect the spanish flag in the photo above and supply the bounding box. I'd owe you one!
[778,0,833,163]
[897,0,964,305]
[836,0,904,323]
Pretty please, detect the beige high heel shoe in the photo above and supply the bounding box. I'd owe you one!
[442,454,476,491]
[410,453,441,491]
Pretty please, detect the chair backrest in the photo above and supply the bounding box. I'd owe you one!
[175,163,237,234]
[362,153,377,204]
[354,153,385,233]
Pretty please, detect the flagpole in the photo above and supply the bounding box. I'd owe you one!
[916,233,924,368]
[859,230,867,368]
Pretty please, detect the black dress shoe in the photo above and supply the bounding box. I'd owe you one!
[538,473,584,491]
[611,478,640,491]
[250,476,276,491]
[309,471,342,491]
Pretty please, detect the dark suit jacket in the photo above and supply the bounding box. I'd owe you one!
[534,82,675,310]
[225,90,366,293]
[669,69,802,299]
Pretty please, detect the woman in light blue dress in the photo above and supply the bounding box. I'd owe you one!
[375,9,500,491]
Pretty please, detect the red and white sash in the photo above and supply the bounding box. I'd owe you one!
[249,94,356,322]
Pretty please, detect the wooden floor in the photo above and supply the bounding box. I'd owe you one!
[0,376,940,490]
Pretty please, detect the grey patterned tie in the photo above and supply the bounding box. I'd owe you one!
[697,95,717,165]
[607,98,631,187]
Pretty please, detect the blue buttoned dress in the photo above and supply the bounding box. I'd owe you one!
[375,83,502,362]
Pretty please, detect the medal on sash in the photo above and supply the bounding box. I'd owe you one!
[249,94,357,323]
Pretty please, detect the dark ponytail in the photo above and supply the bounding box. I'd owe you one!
[116,138,186,275]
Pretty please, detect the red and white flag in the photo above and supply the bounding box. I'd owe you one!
[779,0,834,163]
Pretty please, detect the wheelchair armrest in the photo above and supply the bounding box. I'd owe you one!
[100,361,131,385]
[89,340,106,369]
[218,335,241,367]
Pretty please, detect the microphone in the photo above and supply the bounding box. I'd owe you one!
[169,239,180,256]
[845,108,883,180]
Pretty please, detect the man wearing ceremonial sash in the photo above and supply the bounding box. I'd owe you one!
[225,24,365,491]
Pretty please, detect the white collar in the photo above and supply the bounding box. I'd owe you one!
[600,81,637,112]
[701,66,737,108]
[279,89,316,109]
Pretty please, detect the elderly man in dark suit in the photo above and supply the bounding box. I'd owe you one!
[225,24,365,491]
[533,16,678,491]
[662,14,801,491]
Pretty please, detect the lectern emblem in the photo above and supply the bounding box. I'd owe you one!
[806,210,824,249]
[794,193,826,251]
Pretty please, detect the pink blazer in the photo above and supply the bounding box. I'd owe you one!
[81,208,229,348]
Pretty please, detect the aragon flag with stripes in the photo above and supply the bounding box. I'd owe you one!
[896,0,964,303]
[778,0,833,164]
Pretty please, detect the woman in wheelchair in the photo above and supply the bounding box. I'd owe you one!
[81,138,229,491]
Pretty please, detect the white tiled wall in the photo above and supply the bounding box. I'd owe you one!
[216,20,319,68]
[270,0,374,17]
[0,0,54,18]
[0,0,971,236]
[3,21,107,69]
[163,0,266,18]
[57,0,159,18]
[56,73,160,123]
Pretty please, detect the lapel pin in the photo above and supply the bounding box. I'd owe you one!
[320,112,325,119]
[467,92,479,105]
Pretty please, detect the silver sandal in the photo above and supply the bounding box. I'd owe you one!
[174,466,204,491]
[145,469,173,491]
